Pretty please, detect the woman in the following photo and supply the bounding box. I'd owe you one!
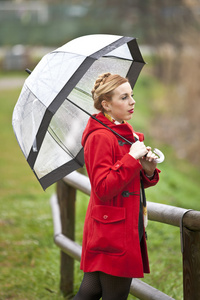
[73,73,160,300]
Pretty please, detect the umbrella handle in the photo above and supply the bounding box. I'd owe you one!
[153,148,165,163]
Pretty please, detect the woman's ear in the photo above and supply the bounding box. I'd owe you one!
[101,100,111,112]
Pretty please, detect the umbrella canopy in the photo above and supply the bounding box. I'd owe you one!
[12,34,146,190]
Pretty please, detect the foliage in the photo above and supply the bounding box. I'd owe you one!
[151,30,200,165]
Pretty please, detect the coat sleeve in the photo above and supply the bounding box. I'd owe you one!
[135,129,161,189]
[84,131,142,202]
[140,168,161,188]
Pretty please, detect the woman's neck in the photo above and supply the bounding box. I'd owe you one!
[104,112,124,125]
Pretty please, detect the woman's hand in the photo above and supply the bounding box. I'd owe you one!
[129,141,148,160]
[139,146,158,177]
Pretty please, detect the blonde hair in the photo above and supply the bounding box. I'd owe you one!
[91,73,128,112]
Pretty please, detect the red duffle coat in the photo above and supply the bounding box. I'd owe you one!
[80,112,160,278]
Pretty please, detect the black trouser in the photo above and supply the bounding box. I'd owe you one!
[73,271,132,300]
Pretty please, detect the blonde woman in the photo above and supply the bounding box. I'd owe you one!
[73,73,160,300]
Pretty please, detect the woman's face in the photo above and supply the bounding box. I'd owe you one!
[102,82,135,123]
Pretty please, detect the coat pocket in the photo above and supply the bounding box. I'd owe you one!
[88,205,126,255]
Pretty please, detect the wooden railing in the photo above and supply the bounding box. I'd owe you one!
[50,171,200,300]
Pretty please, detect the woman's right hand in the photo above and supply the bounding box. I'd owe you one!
[129,141,148,160]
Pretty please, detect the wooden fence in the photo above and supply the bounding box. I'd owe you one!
[50,171,200,300]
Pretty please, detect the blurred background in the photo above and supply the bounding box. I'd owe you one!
[1,0,199,163]
[0,0,200,299]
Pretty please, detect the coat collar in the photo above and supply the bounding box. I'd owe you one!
[82,112,138,147]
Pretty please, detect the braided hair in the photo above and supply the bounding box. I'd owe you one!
[91,73,128,112]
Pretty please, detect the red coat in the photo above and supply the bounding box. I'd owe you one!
[80,112,160,278]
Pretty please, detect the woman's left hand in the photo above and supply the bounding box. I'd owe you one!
[139,147,158,177]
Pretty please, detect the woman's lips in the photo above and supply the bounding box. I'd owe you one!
[128,109,134,113]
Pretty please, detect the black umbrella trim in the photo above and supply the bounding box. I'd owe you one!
[39,147,85,190]
[127,61,145,88]
[127,38,146,88]
[27,36,136,169]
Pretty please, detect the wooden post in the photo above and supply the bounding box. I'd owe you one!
[57,180,76,297]
[181,211,200,300]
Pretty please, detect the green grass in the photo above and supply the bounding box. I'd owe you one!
[0,75,200,299]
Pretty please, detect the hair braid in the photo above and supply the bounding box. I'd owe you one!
[91,73,128,112]
[91,73,111,99]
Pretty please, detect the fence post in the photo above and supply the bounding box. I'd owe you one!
[57,180,76,297]
[181,210,200,300]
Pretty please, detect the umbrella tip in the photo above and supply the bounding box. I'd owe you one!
[25,68,32,75]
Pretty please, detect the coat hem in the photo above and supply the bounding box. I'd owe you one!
[80,266,145,279]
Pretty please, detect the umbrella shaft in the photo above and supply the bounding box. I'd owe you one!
[66,98,132,146]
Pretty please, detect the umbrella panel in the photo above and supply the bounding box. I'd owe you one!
[12,85,46,158]
[56,34,123,57]
[104,42,132,60]
[26,51,86,108]
[76,56,133,96]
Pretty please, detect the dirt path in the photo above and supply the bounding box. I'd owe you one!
[0,77,25,90]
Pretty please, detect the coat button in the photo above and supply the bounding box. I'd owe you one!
[122,191,130,197]
[118,140,124,146]
[103,215,108,220]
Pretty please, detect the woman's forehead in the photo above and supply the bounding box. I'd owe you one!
[113,82,132,95]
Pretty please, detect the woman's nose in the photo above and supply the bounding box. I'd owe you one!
[130,97,135,105]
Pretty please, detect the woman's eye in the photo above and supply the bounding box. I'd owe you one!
[122,94,134,100]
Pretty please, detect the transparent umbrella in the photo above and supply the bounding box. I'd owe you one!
[12,34,152,190]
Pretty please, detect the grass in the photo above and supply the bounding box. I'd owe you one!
[0,86,59,299]
[0,74,200,299]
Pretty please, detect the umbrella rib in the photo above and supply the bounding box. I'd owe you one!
[104,55,132,62]
[48,126,75,159]
[74,86,91,97]
[48,126,84,167]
